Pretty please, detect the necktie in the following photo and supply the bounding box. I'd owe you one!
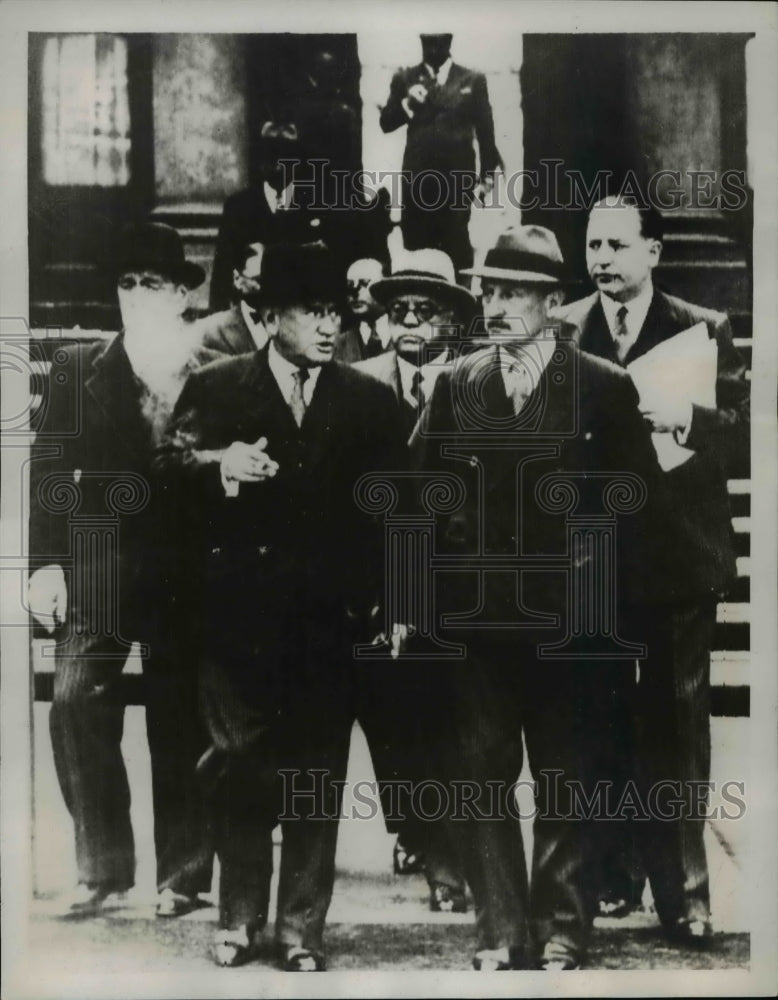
[364,324,384,359]
[613,305,630,363]
[289,368,309,427]
[505,360,531,415]
[410,369,426,412]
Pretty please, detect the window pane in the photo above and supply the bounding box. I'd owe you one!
[42,34,131,186]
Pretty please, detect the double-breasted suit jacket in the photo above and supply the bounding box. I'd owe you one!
[29,334,213,897]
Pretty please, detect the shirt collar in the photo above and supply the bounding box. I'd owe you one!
[264,180,295,214]
[359,315,390,347]
[267,339,322,402]
[424,57,452,85]
[396,348,450,399]
[599,282,654,339]
[498,337,556,393]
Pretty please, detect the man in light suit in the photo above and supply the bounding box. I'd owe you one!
[157,241,407,971]
[411,225,662,970]
[355,247,477,436]
[355,247,476,913]
[27,223,214,919]
[196,243,267,359]
[555,197,749,945]
[380,33,503,271]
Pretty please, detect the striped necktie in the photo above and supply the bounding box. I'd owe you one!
[289,368,309,427]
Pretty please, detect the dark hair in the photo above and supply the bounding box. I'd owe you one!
[591,196,664,242]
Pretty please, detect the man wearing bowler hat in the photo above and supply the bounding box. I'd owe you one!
[28,222,215,919]
[157,241,407,971]
[410,225,661,969]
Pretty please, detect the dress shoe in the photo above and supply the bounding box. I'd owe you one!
[393,835,425,876]
[58,883,128,918]
[668,918,713,948]
[279,945,325,972]
[155,888,209,918]
[213,925,260,967]
[429,881,467,913]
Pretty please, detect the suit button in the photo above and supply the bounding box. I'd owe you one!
[584,432,592,441]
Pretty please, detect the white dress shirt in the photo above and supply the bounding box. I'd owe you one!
[267,339,322,408]
[397,350,450,409]
[600,285,692,441]
[222,342,322,496]
[498,338,556,412]
[599,283,654,360]
[402,57,453,119]
[263,180,296,215]
[359,314,390,350]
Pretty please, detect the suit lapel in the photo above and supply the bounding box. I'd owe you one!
[625,289,680,364]
[84,336,148,459]
[227,305,257,355]
[577,298,620,366]
[238,347,299,437]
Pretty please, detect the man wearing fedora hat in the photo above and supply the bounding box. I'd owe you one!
[28,222,215,919]
[410,225,661,970]
[157,240,407,971]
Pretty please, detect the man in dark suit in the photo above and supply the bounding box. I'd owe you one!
[210,123,390,312]
[555,197,749,944]
[333,258,391,363]
[157,242,407,971]
[380,33,502,272]
[411,225,661,970]
[27,223,214,919]
[209,124,329,311]
[196,243,267,359]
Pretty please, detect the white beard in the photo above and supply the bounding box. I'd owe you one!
[123,320,198,405]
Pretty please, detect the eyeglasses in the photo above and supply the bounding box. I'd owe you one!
[387,299,440,323]
[118,274,170,291]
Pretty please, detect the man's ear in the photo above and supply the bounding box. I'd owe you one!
[174,283,189,314]
[647,238,662,269]
[545,287,566,313]
[262,307,279,337]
